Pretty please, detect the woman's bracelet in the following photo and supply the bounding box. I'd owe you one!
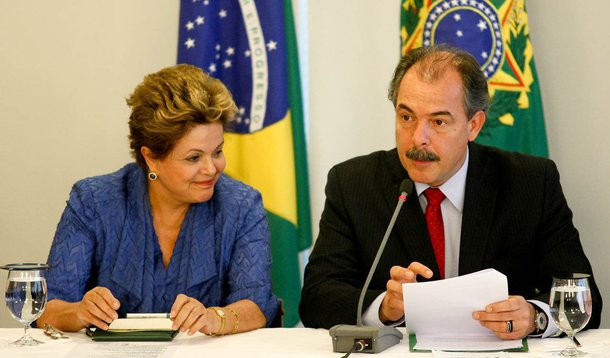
[206,307,226,336]
[225,306,239,334]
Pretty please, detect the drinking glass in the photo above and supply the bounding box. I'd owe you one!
[1,263,49,346]
[549,274,592,357]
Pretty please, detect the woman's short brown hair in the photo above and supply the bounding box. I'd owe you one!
[127,64,237,169]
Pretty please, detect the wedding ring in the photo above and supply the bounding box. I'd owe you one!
[505,320,513,334]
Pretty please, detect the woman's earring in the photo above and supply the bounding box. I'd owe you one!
[148,171,158,181]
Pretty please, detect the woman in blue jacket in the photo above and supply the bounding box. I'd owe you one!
[37,64,278,336]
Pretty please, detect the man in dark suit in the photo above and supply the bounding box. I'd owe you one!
[299,45,602,339]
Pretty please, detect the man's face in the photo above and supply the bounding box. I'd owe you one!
[394,65,485,187]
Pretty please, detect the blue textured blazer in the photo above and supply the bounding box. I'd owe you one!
[45,163,278,323]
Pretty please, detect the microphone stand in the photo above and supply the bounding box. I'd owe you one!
[329,179,413,354]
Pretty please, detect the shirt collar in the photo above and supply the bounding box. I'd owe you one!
[414,147,469,213]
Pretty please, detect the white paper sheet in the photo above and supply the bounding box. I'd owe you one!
[432,350,509,358]
[403,268,523,351]
[68,342,176,358]
[108,317,173,331]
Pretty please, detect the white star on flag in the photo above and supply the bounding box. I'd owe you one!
[477,20,487,31]
[219,9,227,18]
[266,40,277,51]
[184,38,195,49]
[195,16,204,25]
[185,21,195,30]
[456,30,463,37]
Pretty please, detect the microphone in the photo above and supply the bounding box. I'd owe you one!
[329,179,414,354]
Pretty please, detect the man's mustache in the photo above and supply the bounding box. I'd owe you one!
[406,147,440,162]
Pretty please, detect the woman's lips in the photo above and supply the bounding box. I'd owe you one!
[194,179,215,187]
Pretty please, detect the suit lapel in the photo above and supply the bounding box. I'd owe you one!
[459,143,497,275]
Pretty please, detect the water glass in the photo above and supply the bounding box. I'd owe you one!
[1,263,49,346]
[549,274,592,357]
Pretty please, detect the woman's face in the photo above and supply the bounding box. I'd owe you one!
[146,122,226,207]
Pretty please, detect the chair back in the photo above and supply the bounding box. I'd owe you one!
[269,299,284,327]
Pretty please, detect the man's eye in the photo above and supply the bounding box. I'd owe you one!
[434,119,446,126]
[401,115,412,121]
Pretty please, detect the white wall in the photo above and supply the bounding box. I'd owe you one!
[0,0,180,327]
[1,0,608,329]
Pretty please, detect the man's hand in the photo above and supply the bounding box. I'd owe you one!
[472,295,536,339]
[76,286,120,330]
[380,262,433,323]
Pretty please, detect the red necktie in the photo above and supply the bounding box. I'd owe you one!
[424,188,445,279]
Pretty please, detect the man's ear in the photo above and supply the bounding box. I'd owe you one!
[467,111,486,142]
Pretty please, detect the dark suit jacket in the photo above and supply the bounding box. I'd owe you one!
[300,143,602,329]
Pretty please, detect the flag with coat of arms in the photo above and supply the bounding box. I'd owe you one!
[401,0,548,157]
[177,0,312,327]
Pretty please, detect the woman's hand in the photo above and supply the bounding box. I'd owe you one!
[170,294,214,335]
[75,286,121,330]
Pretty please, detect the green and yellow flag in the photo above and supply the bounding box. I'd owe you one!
[401,0,548,157]
[177,0,312,326]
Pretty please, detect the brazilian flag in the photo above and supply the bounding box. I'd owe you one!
[177,0,312,326]
[400,0,548,157]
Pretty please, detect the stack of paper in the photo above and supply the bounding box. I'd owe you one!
[108,317,174,332]
[402,269,525,352]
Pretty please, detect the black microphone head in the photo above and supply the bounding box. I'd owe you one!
[399,179,414,196]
